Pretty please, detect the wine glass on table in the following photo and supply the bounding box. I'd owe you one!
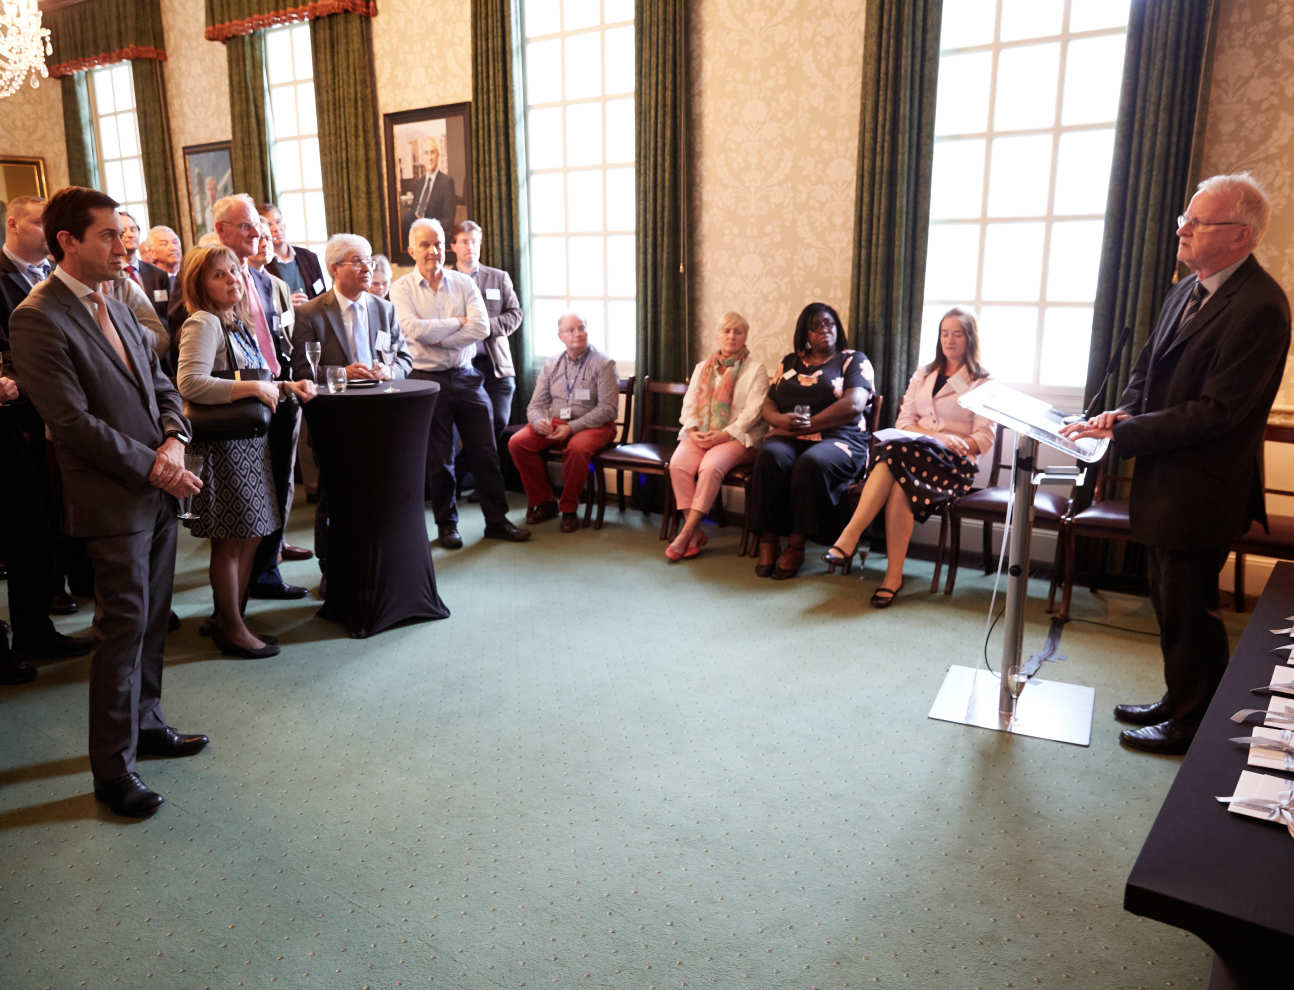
[304,341,322,384]
[177,450,205,520]
[377,347,396,392]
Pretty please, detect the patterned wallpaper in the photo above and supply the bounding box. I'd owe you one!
[0,76,70,194]
[688,0,867,375]
[1199,0,1294,411]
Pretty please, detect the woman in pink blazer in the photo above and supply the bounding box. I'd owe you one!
[824,307,993,606]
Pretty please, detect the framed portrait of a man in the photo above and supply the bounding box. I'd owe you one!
[383,103,472,266]
[182,142,234,243]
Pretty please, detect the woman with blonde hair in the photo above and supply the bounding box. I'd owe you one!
[823,307,992,606]
[175,246,315,658]
[665,312,769,560]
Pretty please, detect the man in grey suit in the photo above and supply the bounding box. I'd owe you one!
[9,187,209,817]
[1064,172,1292,754]
[291,233,413,578]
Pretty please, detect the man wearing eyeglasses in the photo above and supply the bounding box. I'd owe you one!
[1063,172,1291,755]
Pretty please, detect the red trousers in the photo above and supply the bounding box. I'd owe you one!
[508,422,617,513]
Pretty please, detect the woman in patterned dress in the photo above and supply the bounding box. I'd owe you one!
[176,246,315,658]
[824,307,993,607]
[746,302,876,579]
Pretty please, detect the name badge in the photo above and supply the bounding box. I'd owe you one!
[312,278,324,293]
[574,388,591,401]
[485,287,501,301]
[559,406,572,420]
[152,288,169,302]
[375,330,392,351]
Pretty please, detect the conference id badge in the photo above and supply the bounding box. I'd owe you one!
[560,407,572,420]
[312,278,324,294]
[485,287,501,301]
[574,388,591,401]
[153,288,169,302]
[375,330,391,352]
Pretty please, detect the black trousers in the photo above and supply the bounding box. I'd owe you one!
[455,355,515,489]
[249,399,301,591]
[411,367,510,527]
[747,433,869,544]
[1146,544,1231,723]
[0,404,59,648]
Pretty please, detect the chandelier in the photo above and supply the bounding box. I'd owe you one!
[0,0,53,99]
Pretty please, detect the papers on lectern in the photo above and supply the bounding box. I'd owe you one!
[958,381,1110,463]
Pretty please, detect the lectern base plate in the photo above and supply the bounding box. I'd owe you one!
[929,665,1094,746]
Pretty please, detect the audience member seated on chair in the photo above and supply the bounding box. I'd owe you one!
[176,246,316,660]
[747,302,875,580]
[665,312,768,561]
[508,312,618,533]
[825,307,993,607]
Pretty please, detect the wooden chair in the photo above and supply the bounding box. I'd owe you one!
[500,375,634,527]
[1231,424,1294,611]
[731,392,885,558]
[590,377,687,534]
[1054,449,1134,620]
[931,423,1070,597]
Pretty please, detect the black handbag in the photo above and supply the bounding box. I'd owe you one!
[183,322,274,442]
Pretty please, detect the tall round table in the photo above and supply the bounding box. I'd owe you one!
[303,378,449,637]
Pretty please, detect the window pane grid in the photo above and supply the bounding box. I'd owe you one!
[522,4,634,362]
[89,64,149,231]
[923,2,1127,388]
[266,22,326,259]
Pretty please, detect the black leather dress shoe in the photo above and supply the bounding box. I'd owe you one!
[246,582,309,600]
[484,520,532,542]
[138,726,210,759]
[437,525,464,549]
[210,625,280,659]
[94,772,164,817]
[49,590,80,615]
[1,660,37,685]
[1113,700,1170,726]
[12,631,96,660]
[1119,719,1197,755]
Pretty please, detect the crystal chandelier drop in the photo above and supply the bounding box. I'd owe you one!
[0,0,53,99]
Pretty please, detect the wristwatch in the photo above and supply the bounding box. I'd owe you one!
[164,427,191,446]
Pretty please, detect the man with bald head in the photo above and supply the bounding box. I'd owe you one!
[508,313,619,533]
[1064,172,1292,754]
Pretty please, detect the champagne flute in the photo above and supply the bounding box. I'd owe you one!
[377,347,396,392]
[304,340,322,384]
[177,450,205,520]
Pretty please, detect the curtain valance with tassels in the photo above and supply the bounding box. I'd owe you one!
[46,0,167,77]
[205,0,377,42]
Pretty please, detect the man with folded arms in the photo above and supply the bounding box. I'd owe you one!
[389,218,529,548]
[1063,172,1291,755]
[508,313,619,533]
[9,186,208,816]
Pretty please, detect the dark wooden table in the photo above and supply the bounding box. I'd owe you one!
[1125,560,1294,988]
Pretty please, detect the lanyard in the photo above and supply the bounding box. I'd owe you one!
[560,351,590,397]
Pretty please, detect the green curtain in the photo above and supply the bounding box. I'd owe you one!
[131,59,183,232]
[205,0,376,41]
[471,0,531,411]
[1084,0,1217,414]
[46,0,166,76]
[226,31,277,206]
[634,0,690,402]
[310,12,384,247]
[847,0,943,424]
[60,74,99,190]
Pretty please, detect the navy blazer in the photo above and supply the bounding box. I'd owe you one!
[1113,254,1291,550]
[9,274,189,537]
[134,258,174,320]
[0,251,37,351]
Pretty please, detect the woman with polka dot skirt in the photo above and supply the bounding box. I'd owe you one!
[824,307,993,607]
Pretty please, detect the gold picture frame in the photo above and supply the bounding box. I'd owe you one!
[0,155,50,226]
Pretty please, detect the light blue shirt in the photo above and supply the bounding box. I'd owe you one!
[388,268,488,372]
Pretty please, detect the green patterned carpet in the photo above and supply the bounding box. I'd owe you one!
[1,499,1233,989]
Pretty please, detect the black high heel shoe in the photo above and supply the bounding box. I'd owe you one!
[822,544,859,575]
[210,624,280,660]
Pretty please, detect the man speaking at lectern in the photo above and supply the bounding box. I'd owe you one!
[1063,172,1291,755]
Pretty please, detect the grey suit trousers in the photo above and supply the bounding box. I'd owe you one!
[83,498,175,780]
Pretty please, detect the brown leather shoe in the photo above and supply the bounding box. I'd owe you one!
[281,544,314,562]
[525,500,559,525]
[559,513,580,533]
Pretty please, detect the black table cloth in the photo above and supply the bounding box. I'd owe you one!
[1125,560,1294,989]
[303,379,449,637]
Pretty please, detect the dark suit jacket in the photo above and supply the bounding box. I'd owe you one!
[134,259,174,320]
[290,289,413,381]
[400,171,456,248]
[1113,254,1291,550]
[8,274,190,538]
[463,264,522,379]
[1,251,38,352]
[267,244,325,300]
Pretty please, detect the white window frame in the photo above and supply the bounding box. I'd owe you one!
[264,21,328,259]
[87,62,149,231]
[520,0,636,365]
[922,2,1129,400]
